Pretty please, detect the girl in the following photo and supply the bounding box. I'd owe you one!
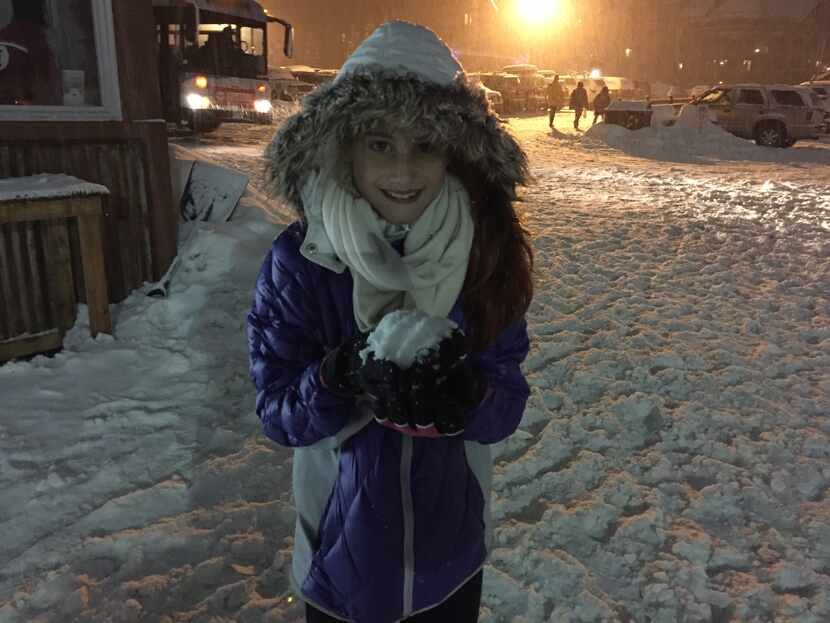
[248,21,533,623]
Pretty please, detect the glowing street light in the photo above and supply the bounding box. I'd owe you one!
[625,48,632,58]
[515,0,565,25]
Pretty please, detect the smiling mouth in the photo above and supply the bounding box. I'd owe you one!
[380,189,423,203]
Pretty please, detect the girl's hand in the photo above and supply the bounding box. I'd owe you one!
[411,358,486,436]
[318,333,370,397]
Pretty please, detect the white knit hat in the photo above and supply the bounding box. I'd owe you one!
[336,21,464,86]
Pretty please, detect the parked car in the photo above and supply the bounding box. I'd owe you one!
[467,72,503,114]
[481,72,521,114]
[605,100,653,129]
[599,76,637,100]
[689,84,711,98]
[501,64,546,111]
[284,65,337,87]
[269,67,315,102]
[799,80,830,132]
[690,83,821,147]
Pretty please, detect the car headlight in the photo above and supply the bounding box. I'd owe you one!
[254,99,272,114]
[186,93,210,110]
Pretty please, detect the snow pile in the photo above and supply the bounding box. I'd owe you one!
[582,105,830,164]
[362,309,457,368]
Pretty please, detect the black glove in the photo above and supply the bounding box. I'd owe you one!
[409,331,487,435]
[318,333,368,397]
[324,330,486,436]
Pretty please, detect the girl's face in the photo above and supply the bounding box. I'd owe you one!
[349,130,449,225]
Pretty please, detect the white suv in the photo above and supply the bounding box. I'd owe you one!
[691,83,822,147]
[800,80,830,132]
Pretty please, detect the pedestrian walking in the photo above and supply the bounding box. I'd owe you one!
[248,20,533,623]
[546,74,565,127]
[569,80,589,130]
[592,85,611,125]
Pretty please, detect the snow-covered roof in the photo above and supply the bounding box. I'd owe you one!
[0,174,109,202]
[688,0,820,23]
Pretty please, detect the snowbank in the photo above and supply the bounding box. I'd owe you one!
[582,107,830,165]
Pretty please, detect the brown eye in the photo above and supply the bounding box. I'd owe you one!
[367,139,392,153]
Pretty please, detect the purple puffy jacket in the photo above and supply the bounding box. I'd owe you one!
[247,221,530,622]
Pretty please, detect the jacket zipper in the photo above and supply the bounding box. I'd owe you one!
[401,435,415,616]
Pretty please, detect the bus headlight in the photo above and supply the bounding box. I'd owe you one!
[186,93,210,110]
[254,98,272,114]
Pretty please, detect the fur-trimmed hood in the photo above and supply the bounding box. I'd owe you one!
[263,21,529,218]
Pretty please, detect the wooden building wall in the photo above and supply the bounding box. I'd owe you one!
[0,0,177,308]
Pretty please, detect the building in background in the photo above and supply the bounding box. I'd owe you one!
[677,0,830,86]
[262,0,830,85]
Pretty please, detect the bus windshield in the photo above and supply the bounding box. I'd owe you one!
[155,5,267,79]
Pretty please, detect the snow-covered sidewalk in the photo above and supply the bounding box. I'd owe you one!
[1,114,828,623]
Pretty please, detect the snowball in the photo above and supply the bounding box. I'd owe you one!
[361,309,457,369]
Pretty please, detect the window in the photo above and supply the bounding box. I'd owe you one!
[0,0,121,120]
[738,89,764,105]
[771,89,806,107]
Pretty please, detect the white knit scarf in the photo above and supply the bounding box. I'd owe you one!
[300,171,474,332]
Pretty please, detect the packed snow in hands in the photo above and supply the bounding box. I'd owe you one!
[361,309,458,369]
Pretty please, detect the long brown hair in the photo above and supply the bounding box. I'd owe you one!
[452,164,534,352]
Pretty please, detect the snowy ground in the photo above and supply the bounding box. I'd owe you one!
[1,108,829,623]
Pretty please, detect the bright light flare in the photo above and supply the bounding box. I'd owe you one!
[254,98,272,114]
[516,0,563,25]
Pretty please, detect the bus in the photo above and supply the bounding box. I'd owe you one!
[153,0,293,132]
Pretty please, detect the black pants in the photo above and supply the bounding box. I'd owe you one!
[305,570,483,623]
[548,106,559,126]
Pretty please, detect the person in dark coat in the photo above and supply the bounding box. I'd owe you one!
[546,74,565,128]
[592,85,611,125]
[569,80,589,130]
[248,21,533,623]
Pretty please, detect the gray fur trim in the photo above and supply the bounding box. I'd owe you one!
[264,67,529,217]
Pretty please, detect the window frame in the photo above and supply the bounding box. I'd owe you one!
[770,89,807,108]
[737,88,765,106]
[0,0,123,121]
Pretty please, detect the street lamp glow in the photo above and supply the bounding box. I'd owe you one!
[516,0,562,25]
[589,68,601,78]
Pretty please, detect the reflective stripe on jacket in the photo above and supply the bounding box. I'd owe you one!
[247,221,530,622]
